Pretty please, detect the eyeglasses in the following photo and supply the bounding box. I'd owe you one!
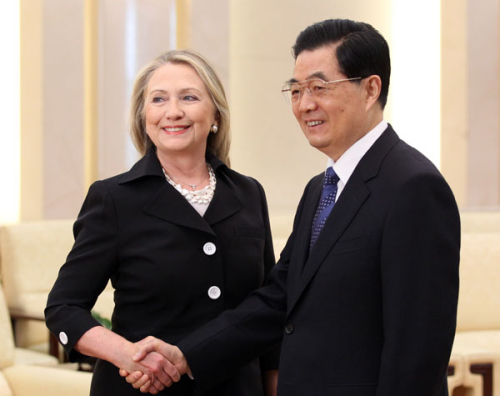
[281,77,363,104]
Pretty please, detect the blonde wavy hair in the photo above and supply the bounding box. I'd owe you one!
[129,49,231,166]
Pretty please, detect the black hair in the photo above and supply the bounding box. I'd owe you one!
[293,19,391,108]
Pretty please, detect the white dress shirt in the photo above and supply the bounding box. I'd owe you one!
[327,120,388,201]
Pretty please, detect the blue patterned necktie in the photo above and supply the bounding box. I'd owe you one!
[310,167,340,249]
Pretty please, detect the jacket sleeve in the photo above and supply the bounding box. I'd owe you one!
[376,172,460,395]
[45,180,119,362]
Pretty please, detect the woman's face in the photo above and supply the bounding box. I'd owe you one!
[144,62,217,160]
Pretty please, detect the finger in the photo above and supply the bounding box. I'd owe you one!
[131,374,150,389]
[119,369,129,377]
[135,336,156,347]
[125,371,146,384]
[156,358,180,383]
[133,345,157,362]
[137,379,150,392]
[152,377,165,392]
[156,369,173,388]
[140,380,154,393]
[148,386,159,395]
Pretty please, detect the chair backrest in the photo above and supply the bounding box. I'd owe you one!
[0,221,75,316]
[456,232,500,331]
[460,211,500,233]
[0,220,114,347]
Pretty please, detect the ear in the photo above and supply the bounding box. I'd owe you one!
[364,75,382,111]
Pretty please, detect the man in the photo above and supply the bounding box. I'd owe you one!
[126,18,460,396]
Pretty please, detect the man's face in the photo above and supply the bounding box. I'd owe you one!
[291,45,372,161]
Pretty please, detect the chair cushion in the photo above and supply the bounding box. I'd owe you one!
[2,365,91,396]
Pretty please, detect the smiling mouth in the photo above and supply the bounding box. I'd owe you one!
[307,121,324,127]
[163,126,189,134]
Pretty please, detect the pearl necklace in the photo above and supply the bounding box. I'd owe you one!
[163,164,216,204]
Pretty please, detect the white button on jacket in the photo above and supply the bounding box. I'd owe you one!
[59,331,68,345]
[203,242,216,255]
[208,286,221,299]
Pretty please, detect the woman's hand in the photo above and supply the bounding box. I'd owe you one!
[117,350,179,394]
[119,336,191,393]
[75,327,181,393]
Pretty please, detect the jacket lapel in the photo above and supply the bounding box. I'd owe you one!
[290,180,370,308]
[285,175,323,301]
[287,126,400,314]
[203,173,244,226]
[121,150,243,235]
[143,183,216,235]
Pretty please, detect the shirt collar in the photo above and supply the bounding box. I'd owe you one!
[119,148,227,184]
[327,120,388,189]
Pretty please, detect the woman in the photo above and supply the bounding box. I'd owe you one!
[45,50,279,396]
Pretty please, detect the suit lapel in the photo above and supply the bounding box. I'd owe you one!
[287,178,370,312]
[128,150,243,235]
[143,183,216,235]
[286,175,323,301]
[143,167,244,234]
[291,180,370,308]
[203,174,244,226]
[287,126,400,314]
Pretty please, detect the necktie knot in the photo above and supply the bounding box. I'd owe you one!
[324,167,339,187]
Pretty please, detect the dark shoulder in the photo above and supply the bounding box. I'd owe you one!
[385,139,443,179]
[304,171,326,193]
[86,154,164,198]
[217,165,265,194]
[376,139,457,208]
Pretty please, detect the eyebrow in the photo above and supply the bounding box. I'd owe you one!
[148,89,167,96]
[285,71,329,84]
[148,87,202,96]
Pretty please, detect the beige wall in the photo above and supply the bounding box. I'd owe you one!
[98,0,176,180]
[20,0,44,221]
[18,0,500,225]
[227,0,392,224]
[465,0,500,207]
[20,0,85,221]
[441,0,468,207]
[20,0,176,220]
[441,0,500,209]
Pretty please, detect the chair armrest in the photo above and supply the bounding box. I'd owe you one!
[9,308,60,361]
[2,365,91,396]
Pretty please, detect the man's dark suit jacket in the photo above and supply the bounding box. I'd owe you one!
[177,125,460,396]
[45,151,279,396]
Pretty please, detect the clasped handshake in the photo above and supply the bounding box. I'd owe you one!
[118,336,192,394]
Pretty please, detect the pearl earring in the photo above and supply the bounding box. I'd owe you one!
[210,124,218,134]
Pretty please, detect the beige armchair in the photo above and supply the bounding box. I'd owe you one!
[1,365,91,396]
[0,277,91,395]
[450,231,500,396]
[0,271,57,367]
[0,220,114,360]
[448,353,466,394]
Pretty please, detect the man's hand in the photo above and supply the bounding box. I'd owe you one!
[119,336,191,393]
[128,350,180,394]
[71,327,181,394]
